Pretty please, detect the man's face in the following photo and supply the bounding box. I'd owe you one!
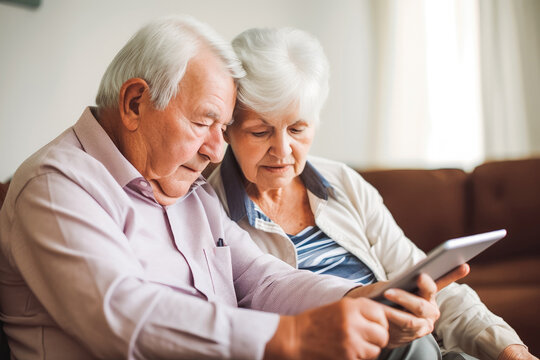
[135,49,236,205]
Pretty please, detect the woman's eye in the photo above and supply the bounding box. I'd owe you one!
[290,127,305,134]
[251,131,269,137]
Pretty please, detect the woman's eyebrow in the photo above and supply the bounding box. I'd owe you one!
[241,117,269,127]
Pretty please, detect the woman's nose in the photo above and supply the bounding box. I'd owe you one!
[270,132,292,158]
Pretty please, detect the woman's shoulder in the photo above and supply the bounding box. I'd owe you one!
[206,163,224,194]
[206,163,230,212]
[307,155,363,183]
[307,155,381,202]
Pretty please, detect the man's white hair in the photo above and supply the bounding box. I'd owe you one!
[96,15,245,110]
[232,27,329,124]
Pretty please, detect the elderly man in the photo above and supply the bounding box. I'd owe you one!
[0,16,464,359]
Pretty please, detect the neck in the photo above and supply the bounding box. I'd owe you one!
[94,107,123,150]
[247,177,305,213]
[246,177,315,234]
[95,107,148,176]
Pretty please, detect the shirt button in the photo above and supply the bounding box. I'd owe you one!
[140,180,148,187]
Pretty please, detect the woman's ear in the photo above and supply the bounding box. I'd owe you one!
[223,129,231,144]
[118,78,149,131]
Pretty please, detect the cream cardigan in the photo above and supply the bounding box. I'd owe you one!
[209,154,524,359]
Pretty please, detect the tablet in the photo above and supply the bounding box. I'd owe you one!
[371,229,507,306]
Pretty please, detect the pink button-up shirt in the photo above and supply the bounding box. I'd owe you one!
[0,108,354,360]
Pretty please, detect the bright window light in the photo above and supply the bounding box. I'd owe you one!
[424,0,484,169]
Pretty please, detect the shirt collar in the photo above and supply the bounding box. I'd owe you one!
[73,107,141,188]
[220,146,332,223]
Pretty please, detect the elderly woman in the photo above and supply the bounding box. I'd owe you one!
[208,27,535,360]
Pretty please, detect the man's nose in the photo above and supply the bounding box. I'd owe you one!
[199,125,225,163]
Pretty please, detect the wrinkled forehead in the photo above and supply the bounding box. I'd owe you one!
[178,50,237,115]
[232,102,310,128]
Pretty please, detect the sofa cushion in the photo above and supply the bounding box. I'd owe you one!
[359,169,468,253]
[469,158,540,264]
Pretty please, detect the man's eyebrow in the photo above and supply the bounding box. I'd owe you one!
[206,111,235,126]
[206,111,220,121]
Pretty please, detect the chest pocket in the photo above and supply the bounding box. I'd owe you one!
[203,246,237,307]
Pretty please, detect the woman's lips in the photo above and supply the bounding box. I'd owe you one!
[261,164,292,173]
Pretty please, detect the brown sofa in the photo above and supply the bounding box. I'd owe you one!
[1,157,539,355]
[359,158,540,355]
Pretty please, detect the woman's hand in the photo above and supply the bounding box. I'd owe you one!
[498,345,538,360]
[434,263,470,290]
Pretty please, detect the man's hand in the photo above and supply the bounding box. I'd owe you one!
[498,345,538,360]
[345,264,469,348]
[381,273,440,348]
[264,297,390,360]
[382,264,469,348]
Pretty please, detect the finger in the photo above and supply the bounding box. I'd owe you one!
[383,304,425,330]
[383,289,439,320]
[383,306,433,338]
[416,273,437,300]
[345,281,389,299]
[435,263,470,290]
[354,316,390,349]
[355,298,389,329]
[355,340,383,360]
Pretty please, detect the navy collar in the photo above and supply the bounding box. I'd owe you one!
[220,146,332,223]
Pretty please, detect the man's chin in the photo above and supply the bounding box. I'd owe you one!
[150,179,191,206]
[153,191,184,206]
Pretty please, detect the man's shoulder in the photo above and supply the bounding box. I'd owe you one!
[7,127,117,207]
[15,128,89,180]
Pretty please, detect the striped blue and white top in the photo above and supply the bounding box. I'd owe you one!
[254,205,376,285]
[289,226,377,285]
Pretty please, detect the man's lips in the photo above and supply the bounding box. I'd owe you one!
[182,164,207,173]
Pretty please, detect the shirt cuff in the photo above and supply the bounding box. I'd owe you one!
[474,324,525,360]
[228,307,280,360]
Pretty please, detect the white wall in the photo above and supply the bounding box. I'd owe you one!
[0,0,376,181]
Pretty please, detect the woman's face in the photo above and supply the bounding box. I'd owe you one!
[226,106,315,192]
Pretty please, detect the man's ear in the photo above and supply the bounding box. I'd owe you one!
[118,78,149,131]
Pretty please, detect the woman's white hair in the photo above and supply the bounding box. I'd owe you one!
[232,27,329,124]
[96,15,245,110]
